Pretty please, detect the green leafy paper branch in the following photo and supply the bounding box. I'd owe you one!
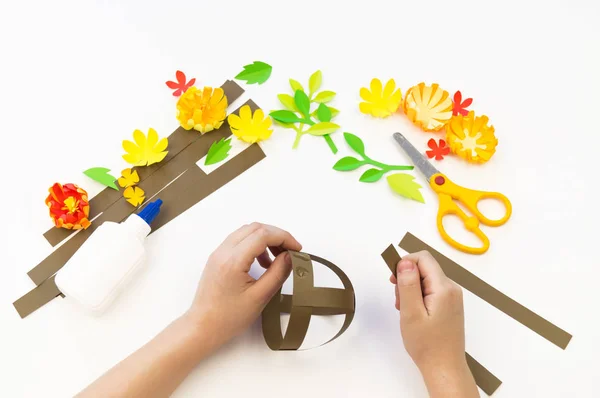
[333,133,414,182]
[332,133,425,203]
[269,70,340,154]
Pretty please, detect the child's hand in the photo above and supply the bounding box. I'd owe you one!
[186,223,302,351]
[390,251,479,397]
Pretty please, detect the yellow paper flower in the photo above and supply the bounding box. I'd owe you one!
[446,111,498,163]
[228,105,273,143]
[176,86,228,133]
[123,186,145,206]
[359,78,402,118]
[403,83,453,131]
[122,128,168,166]
[117,168,140,188]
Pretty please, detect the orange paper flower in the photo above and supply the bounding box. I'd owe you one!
[123,186,145,207]
[45,183,91,230]
[403,83,453,131]
[446,111,498,163]
[176,86,228,133]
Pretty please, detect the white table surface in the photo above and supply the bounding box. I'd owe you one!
[1,0,599,396]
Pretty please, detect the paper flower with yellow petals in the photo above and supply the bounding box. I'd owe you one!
[359,78,402,118]
[122,128,168,166]
[403,83,453,131]
[228,105,273,143]
[123,186,145,207]
[176,86,228,133]
[446,111,497,163]
[117,168,140,188]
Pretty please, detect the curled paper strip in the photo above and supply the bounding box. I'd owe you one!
[262,251,355,350]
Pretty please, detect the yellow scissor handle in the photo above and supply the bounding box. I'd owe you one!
[430,173,512,227]
[430,173,512,255]
[436,193,490,254]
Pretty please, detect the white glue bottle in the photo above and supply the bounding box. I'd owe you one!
[55,199,163,314]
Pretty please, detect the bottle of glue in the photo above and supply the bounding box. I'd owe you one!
[55,199,163,313]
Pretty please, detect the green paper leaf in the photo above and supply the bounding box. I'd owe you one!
[312,106,339,119]
[234,61,272,85]
[83,167,118,190]
[294,90,311,118]
[273,119,295,129]
[312,90,336,103]
[344,132,365,156]
[359,168,385,183]
[309,70,322,97]
[306,122,340,136]
[278,94,298,112]
[205,137,232,166]
[290,78,304,93]
[387,173,425,203]
[333,156,363,171]
[270,110,305,124]
[316,103,332,122]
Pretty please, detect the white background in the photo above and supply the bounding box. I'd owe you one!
[1,0,598,396]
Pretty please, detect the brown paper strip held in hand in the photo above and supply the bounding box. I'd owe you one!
[15,105,265,318]
[262,252,355,350]
[465,353,502,396]
[42,80,245,247]
[399,233,573,350]
[380,244,502,396]
[27,100,259,286]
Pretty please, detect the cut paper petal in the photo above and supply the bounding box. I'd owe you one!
[123,186,145,207]
[235,61,272,85]
[452,91,473,116]
[446,111,497,163]
[122,128,169,166]
[165,70,196,97]
[83,167,118,190]
[426,138,450,161]
[359,78,402,118]
[45,183,91,229]
[117,168,140,188]
[205,137,232,165]
[403,83,453,131]
[176,86,228,133]
[229,105,273,144]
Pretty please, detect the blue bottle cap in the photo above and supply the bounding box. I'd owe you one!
[137,199,163,226]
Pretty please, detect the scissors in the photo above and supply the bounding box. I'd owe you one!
[393,132,512,255]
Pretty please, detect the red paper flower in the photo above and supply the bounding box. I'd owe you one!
[165,70,196,97]
[426,138,450,160]
[452,91,473,116]
[45,183,91,230]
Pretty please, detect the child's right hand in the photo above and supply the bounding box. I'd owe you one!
[389,251,479,397]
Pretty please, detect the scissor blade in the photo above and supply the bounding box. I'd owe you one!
[393,132,439,181]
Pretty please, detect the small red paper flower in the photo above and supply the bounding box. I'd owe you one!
[45,183,91,230]
[426,138,450,160]
[452,91,473,116]
[165,70,196,97]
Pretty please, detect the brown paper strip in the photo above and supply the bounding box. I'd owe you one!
[380,244,501,396]
[262,252,355,351]
[27,100,258,286]
[15,103,266,318]
[42,80,245,247]
[466,353,502,396]
[13,276,61,319]
[399,233,572,350]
